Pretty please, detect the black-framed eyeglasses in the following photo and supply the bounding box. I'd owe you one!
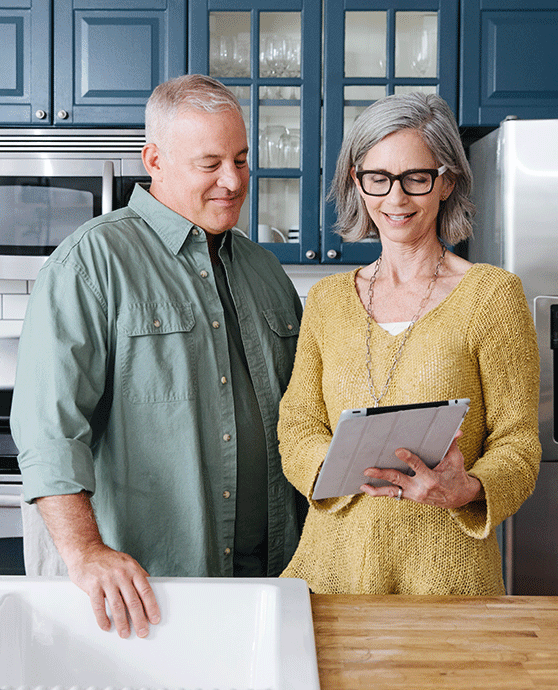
[355,165,448,196]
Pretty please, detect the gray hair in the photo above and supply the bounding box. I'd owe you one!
[145,74,243,155]
[329,93,474,245]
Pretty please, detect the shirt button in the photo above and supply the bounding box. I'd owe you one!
[223,433,231,442]
[223,490,231,499]
[212,321,220,329]
[287,323,293,330]
[192,228,199,236]
[200,270,208,278]
[224,547,231,556]
[221,376,228,385]
[153,319,161,328]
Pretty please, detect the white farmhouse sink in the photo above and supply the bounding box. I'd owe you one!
[0,577,320,690]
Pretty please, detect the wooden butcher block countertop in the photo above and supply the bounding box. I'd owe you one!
[310,594,558,689]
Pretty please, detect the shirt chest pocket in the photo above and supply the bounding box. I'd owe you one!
[117,302,197,403]
[262,308,300,392]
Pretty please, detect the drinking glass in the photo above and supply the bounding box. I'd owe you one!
[264,125,287,167]
[279,128,300,168]
[234,33,251,77]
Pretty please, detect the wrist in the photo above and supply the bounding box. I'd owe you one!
[468,475,485,503]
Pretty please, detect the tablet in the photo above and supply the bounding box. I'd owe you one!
[311,398,470,500]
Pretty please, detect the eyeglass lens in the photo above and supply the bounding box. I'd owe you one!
[360,170,436,196]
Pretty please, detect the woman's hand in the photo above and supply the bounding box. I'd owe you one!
[360,431,483,509]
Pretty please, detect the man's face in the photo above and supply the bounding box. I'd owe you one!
[144,108,249,234]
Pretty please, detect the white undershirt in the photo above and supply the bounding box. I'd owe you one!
[378,321,412,336]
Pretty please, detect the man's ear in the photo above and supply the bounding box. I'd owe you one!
[142,143,163,181]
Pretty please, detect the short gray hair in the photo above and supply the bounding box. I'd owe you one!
[145,74,243,155]
[329,93,474,245]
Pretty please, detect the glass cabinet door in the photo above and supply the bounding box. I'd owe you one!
[322,1,458,265]
[189,0,321,264]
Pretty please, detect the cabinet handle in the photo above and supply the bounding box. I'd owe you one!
[35,109,47,119]
[327,249,339,259]
[305,250,317,260]
[57,110,69,120]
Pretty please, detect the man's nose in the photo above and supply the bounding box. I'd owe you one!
[217,163,245,191]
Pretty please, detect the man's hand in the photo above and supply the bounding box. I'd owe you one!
[36,491,161,638]
[67,542,160,638]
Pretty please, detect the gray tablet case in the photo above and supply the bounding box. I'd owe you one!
[312,399,470,500]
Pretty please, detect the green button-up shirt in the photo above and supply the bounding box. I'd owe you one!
[12,184,303,577]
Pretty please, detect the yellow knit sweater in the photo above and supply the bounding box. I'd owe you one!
[278,263,541,594]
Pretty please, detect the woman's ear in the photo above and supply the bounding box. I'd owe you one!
[441,174,456,201]
[350,166,365,199]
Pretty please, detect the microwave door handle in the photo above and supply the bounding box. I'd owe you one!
[102,160,114,214]
[0,495,22,507]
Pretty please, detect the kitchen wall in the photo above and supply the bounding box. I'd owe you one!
[0,279,31,338]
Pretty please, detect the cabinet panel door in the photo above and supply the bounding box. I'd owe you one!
[0,0,50,125]
[460,1,558,126]
[323,0,458,265]
[54,0,186,126]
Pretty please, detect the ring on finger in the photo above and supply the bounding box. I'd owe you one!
[396,486,403,500]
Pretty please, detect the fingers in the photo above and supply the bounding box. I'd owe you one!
[100,573,160,639]
[360,481,402,499]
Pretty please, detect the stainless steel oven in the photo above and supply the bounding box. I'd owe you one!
[0,128,148,280]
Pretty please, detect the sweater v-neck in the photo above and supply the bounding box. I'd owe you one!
[350,263,479,336]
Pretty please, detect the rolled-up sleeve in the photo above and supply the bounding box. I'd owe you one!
[11,259,108,503]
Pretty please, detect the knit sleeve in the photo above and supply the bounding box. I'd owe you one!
[449,270,541,538]
[278,284,354,513]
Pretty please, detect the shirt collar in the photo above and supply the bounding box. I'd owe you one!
[128,183,198,255]
[128,183,240,259]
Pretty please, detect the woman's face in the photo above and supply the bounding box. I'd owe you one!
[350,128,454,245]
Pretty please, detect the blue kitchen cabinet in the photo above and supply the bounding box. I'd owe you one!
[189,0,322,265]
[0,0,50,125]
[322,0,459,265]
[0,0,186,126]
[460,0,558,126]
[189,0,458,264]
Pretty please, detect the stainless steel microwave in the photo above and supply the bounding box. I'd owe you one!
[0,129,148,280]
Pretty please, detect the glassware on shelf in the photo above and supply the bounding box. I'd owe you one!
[260,125,287,168]
[279,128,300,168]
[410,16,436,76]
[210,34,251,78]
[395,12,438,78]
[234,33,250,78]
[210,35,234,77]
[261,35,291,77]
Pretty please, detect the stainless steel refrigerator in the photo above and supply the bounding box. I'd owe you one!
[469,118,558,594]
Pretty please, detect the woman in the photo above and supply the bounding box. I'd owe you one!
[278,93,541,595]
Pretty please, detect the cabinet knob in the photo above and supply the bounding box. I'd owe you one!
[35,109,47,120]
[57,110,69,120]
[327,249,339,259]
[305,250,317,260]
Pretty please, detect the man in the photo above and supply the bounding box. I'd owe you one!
[11,75,303,639]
